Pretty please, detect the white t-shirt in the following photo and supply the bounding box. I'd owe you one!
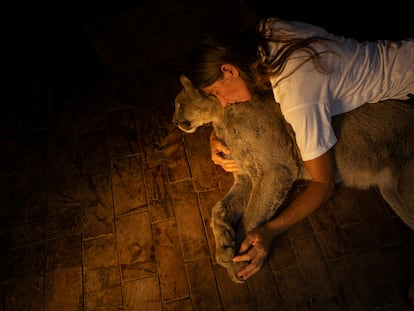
[259,18,414,161]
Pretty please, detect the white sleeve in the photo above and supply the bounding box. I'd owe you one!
[282,103,337,161]
[272,70,337,161]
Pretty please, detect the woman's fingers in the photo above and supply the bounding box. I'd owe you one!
[233,248,267,280]
[211,152,239,172]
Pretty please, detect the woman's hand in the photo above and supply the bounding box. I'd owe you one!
[210,130,239,172]
[232,224,277,281]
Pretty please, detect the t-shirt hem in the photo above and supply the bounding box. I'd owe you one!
[300,141,337,161]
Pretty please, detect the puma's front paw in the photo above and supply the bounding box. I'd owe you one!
[227,261,250,284]
[215,244,246,283]
[215,244,235,268]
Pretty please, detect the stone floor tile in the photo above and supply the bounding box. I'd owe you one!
[153,219,188,302]
[107,108,140,159]
[111,155,147,216]
[116,211,157,281]
[80,173,115,238]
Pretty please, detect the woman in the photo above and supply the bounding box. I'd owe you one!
[188,17,414,282]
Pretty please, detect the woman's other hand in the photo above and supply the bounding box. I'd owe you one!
[210,130,239,172]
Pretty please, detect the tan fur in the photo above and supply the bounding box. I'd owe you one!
[173,74,414,294]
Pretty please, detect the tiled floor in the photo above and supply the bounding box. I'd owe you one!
[1,2,414,311]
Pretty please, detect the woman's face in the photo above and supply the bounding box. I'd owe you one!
[202,64,252,107]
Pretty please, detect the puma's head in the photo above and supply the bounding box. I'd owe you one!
[173,75,220,133]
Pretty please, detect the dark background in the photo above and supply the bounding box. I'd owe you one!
[1,0,412,88]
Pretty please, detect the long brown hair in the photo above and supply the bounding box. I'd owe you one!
[188,28,259,92]
[188,18,335,92]
[254,18,336,89]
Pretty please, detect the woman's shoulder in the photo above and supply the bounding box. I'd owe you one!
[257,17,330,38]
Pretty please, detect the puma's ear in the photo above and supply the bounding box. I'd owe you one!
[180,75,194,90]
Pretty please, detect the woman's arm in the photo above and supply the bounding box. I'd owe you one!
[210,129,239,172]
[232,149,336,280]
